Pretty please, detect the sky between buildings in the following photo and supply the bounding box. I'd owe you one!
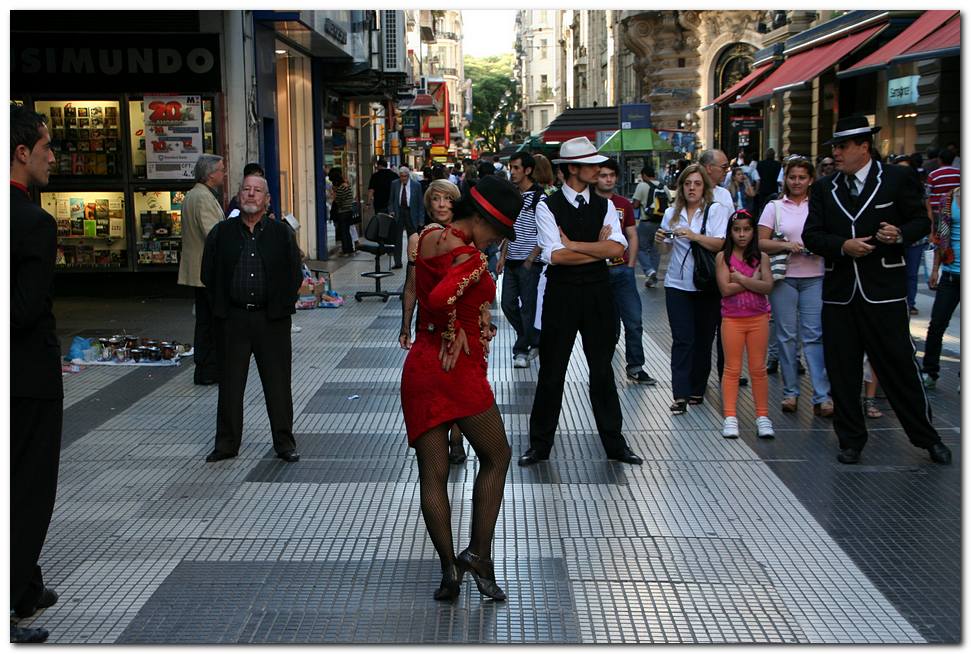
[461,10,517,58]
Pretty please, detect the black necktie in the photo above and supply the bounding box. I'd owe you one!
[847,176,859,198]
[401,184,408,208]
[576,194,587,208]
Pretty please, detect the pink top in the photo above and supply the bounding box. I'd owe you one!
[757,196,825,278]
[721,254,771,318]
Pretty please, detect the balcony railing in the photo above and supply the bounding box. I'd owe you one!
[439,66,459,77]
[437,31,459,41]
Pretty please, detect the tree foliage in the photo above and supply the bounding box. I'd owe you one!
[464,54,519,153]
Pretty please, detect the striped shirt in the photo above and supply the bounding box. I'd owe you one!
[927,166,960,212]
[505,186,543,261]
[334,183,354,214]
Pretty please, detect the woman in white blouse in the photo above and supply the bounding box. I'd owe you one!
[655,164,730,414]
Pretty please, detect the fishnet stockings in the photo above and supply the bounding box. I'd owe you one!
[414,403,511,565]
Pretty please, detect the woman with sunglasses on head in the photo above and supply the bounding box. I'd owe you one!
[757,156,834,417]
[654,164,730,414]
[400,176,523,603]
[399,179,468,465]
[716,210,774,438]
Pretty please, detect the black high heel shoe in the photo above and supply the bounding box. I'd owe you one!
[448,443,467,465]
[458,549,506,601]
[433,561,463,601]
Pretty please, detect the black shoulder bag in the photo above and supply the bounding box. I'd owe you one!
[688,203,719,294]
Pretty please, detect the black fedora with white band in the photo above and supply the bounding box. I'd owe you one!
[552,136,609,165]
[823,115,882,146]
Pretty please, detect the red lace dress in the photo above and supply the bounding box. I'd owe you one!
[401,226,496,446]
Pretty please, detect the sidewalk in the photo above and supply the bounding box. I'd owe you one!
[26,250,960,644]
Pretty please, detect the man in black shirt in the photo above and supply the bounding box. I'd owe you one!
[202,174,304,463]
[754,148,782,219]
[366,158,397,218]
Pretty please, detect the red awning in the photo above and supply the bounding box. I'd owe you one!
[702,63,774,110]
[893,13,960,64]
[731,24,886,107]
[840,11,959,77]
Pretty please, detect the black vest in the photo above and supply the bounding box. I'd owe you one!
[543,189,610,285]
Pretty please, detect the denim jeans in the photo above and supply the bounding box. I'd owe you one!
[922,271,961,379]
[770,276,831,404]
[905,239,928,308]
[636,221,661,276]
[664,287,721,399]
[500,260,543,356]
[608,264,645,371]
[767,316,779,362]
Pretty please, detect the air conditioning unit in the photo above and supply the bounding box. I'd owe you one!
[380,10,407,74]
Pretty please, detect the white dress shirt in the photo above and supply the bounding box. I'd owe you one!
[535,184,628,265]
[661,202,730,292]
[848,158,873,193]
[712,184,735,213]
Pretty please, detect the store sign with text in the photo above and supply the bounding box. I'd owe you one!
[11,33,221,93]
[888,75,920,108]
[144,95,203,180]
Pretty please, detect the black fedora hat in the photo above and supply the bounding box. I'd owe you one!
[824,115,881,146]
[468,175,522,241]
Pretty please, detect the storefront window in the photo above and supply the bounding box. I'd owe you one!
[34,100,123,178]
[41,190,127,269]
[133,190,185,266]
[128,98,216,179]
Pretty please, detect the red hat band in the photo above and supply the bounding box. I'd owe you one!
[470,186,514,228]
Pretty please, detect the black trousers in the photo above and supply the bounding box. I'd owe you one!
[214,307,297,456]
[529,278,628,457]
[664,287,721,399]
[822,295,940,452]
[193,286,220,384]
[391,209,415,266]
[335,210,354,254]
[922,271,961,379]
[11,397,62,611]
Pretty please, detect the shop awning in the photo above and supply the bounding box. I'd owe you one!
[892,13,960,64]
[702,63,775,110]
[839,11,959,78]
[730,24,887,107]
[540,106,619,143]
[599,129,672,153]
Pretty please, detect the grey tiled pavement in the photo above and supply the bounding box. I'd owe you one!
[23,249,959,643]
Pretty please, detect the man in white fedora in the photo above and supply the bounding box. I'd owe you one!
[520,136,644,467]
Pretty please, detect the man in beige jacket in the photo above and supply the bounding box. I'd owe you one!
[178,154,225,384]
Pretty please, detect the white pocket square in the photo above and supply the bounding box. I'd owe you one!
[874,201,894,209]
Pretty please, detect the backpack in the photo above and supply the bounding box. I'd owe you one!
[646,181,668,220]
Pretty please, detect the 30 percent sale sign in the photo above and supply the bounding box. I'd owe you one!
[144,95,203,180]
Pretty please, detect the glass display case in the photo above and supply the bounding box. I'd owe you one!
[40,190,128,269]
[133,189,186,267]
[34,99,123,179]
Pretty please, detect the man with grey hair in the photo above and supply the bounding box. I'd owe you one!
[179,154,225,385]
[201,173,303,463]
[699,149,735,211]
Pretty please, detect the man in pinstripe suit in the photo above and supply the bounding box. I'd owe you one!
[802,115,950,466]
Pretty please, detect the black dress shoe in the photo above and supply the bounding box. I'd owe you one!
[837,448,861,464]
[11,625,49,643]
[517,448,549,467]
[205,450,236,463]
[928,442,952,465]
[457,549,506,601]
[433,561,464,601]
[194,378,219,386]
[14,587,58,619]
[276,450,300,463]
[609,446,643,465]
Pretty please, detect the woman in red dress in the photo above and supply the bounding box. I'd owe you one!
[401,175,523,602]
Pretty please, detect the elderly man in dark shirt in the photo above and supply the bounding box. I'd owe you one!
[201,174,303,463]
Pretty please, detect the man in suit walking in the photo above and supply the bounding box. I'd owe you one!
[388,166,426,268]
[201,174,304,463]
[802,115,951,466]
[10,106,61,643]
[179,154,226,385]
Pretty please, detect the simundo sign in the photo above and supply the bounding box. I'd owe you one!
[11,33,221,93]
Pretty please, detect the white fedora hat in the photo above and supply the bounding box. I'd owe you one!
[552,136,609,165]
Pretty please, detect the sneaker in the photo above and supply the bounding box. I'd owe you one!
[291,324,303,333]
[756,416,775,438]
[513,354,529,368]
[722,417,739,439]
[527,347,540,361]
[646,271,657,288]
[922,373,937,389]
[627,369,658,385]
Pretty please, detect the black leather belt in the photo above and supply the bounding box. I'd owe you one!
[232,302,265,311]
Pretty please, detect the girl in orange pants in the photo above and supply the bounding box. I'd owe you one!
[715,210,775,438]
